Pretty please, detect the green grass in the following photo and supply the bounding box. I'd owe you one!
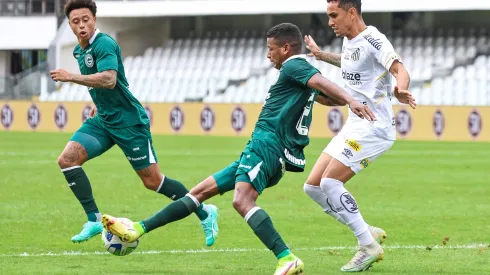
[0,132,489,274]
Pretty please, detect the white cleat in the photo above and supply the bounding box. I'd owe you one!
[341,242,384,272]
[369,225,387,245]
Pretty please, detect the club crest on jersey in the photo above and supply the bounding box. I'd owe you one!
[351,48,360,61]
[85,54,94,68]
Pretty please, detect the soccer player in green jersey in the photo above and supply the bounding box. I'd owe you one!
[102,23,374,275]
[50,0,218,245]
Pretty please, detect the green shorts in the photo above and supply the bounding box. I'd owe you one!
[213,139,285,195]
[69,117,157,171]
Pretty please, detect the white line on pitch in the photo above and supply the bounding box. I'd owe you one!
[0,244,487,258]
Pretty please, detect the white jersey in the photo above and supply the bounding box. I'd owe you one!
[341,26,401,140]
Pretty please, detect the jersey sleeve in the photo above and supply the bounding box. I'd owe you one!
[282,59,320,87]
[371,34,402,71]
[94,38,119,73]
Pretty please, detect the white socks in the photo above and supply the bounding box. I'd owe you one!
[319,178,375,246]
[303,184,347,225]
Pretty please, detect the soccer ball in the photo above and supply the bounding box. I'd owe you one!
[101,218,139,256]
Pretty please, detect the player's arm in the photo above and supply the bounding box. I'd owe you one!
[304,35,341,68]
[50,69,117,89]
[307,73,375,121]
[315,92,346,106]
[389,60,416,108]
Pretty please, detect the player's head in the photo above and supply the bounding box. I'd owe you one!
[266,23,303,69]
[326,0,362,37]
[64,0,97,44]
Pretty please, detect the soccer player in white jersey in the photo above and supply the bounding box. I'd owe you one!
[303,0,416,272]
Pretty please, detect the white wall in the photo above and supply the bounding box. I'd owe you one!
[0,16,57,50]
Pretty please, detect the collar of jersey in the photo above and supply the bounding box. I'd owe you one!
[348,25,373,42]
[282,54,307,65]
[87,29,101,47]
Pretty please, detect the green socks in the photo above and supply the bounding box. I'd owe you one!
[142,195,198,232]
[246,208,290,259]
[62,167,100,222]
[157,176,208,221]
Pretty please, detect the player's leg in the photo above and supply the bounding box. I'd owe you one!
[303,142,386,244]
[111,124,215,243]
[232,145,303,275]
[103,160,240,243]
[58,118,114,242]
[319,135,393,272]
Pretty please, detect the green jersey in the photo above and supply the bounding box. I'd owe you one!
[73,30,148,128]
[253,56,320,172]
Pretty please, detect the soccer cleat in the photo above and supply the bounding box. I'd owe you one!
[340,242,384,272]
[200,204,219,246]
[369,225,387,245]
[274,254,304,275]
[102,214,141,243]
[71,221,103,243]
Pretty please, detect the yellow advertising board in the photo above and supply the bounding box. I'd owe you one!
[0,101,487,142]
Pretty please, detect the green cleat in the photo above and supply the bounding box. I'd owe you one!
[71,221,103,243]
[200,204,219,246]
[102,215,142,243]
[274,254,304,275]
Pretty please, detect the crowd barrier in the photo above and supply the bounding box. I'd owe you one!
[1,101,488,141]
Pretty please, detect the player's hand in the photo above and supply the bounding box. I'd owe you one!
[348,101,377,121]
[304,35,322,60]
[50,69,73,82]
[394,86,416,109]
[89,106,97,118]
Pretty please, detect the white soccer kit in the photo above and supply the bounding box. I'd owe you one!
[324,26,402,173]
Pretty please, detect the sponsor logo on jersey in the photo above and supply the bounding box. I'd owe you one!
[342,148,353,159]
[238,164,252,170]
[127,155,147,161]
[342,70,362,86]
[360,158,370,168]
[351,48,361,61]
[363,33,383,50]
[284,149,305,166]
[340,192,359,213]
[85,54,94,68]
[345,139,362,152]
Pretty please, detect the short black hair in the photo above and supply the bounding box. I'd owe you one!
[327,0,362,14]
[64,0,97,18]
[266,23,303,54]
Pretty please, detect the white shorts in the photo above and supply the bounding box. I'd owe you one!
[323,122,394,174]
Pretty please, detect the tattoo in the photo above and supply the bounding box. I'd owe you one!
[62,142,88,166]
[318,52,342,68]
[71,70,117,89]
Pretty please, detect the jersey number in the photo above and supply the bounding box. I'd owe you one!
[296,93,315,136]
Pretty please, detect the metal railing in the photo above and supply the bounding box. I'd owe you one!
[0,0,60,16]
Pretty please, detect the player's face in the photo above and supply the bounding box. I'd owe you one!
[327,2,353,37]
[69,8,96,44]
[267,38,287,69]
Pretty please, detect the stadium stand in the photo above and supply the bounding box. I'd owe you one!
[43,27,490,106]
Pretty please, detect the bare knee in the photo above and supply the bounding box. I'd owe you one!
[58,142,88,169]
[137,165,163,191]
[232,197,251,217]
